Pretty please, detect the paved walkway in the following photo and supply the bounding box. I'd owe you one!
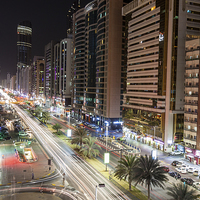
[0,141,56,185]
[1,192,62,200]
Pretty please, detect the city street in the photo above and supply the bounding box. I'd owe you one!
[13,104,132,200]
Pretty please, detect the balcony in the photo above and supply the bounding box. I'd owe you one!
[184,119,197,124]
[184,101,198,106]
[185,64,199,69]
[185,93,198,97]
[184,128,197,133]
[185,83,199,87]
[184,137,196,141]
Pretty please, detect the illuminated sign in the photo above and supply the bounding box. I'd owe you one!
[151,150,157,159]
[159,32,164,41]
[67,129,72,137]
[104,153,110,164]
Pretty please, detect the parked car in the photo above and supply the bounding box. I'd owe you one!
[168,171,181,179]
[181,178,194,186]
[188,167,196,173]
[4,135,11,140]
[176,161,184,167]
[193,170,200,176]
[175,167,187,174]
[162,166,169,172]
[182,164,190,171]
[19,132,28,137]
[171,150,183,156]
[193,182,200,190]
[171,160,179,166]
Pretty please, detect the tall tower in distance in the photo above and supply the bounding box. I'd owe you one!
[16,21,32,93]
[66,0,81,35]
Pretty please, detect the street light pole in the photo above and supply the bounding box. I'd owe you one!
[95,185,98,200]
[154,126,156,148]
[106,124,108,171]
[95,184,105,200]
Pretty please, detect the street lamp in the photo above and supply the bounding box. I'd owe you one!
[95,184,105,200]
[106,123,108,171]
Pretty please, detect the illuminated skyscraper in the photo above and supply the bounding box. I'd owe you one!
[122,0,187,149]
[16,21,32,93]
[67,0,81,35]
[73,0,130,127]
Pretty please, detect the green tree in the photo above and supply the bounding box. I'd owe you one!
[34,106,42,118]
[114,155,139,191]
[42,111,51,124]
[52,123,62,133]
[167,183,199,200]
[80,136,101,159]
[71,128,88,149]
[133,155,168,200]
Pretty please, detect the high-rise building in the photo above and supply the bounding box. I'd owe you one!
[183,0,200,151]
[16,21,32,94]
[122,0,187,149]
[44,40,57,105]
[32,56,45,98]
[67,0,81,35]
[10,75,16,91]
[54,36,73,107]
[73,0,130,128]
[6,73,10,89]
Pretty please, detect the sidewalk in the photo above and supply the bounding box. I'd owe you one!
[0,141,56,185]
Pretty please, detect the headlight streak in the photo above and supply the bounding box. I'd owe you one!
[0,186,84,200]
[13,105,130,200]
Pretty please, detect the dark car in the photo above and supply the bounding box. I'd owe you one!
[171,160,179,166]
[168,171,181,179]
[4,135,11,140]
[181,178,194,186]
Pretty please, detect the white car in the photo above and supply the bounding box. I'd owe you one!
[19,131,28,137]
[193,170,200,176]
[171,150,182,155]
[182,164,190,171]
[176,161,184,167]
[188,167,196,173]
[193,182,200,190]
[175,167,187,174]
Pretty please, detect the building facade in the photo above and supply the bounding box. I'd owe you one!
[184,0,200,151]
[44,40,57,106]
[16,21,32,94]
[122,0,187,149]
[73,0,129,128]
[54,37,73,108]
[32,56,45,98]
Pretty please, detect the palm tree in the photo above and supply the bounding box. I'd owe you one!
[42,111,51,124]
[71,128,88,149]
[52,123,62,133]
[114,155,139,191]
[34,106,42,118]
[167,183,199,200]
[80,136,101,158]
[133,155,168,200]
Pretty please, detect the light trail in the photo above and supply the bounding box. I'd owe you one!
[13,104,131,200]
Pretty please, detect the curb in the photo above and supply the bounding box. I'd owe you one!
[0,170,56,187]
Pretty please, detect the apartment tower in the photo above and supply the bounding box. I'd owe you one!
[122,0,187,149]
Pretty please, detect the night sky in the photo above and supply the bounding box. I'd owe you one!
[0,0,90,82]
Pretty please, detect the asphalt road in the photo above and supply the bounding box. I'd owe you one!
[13,105,132,200]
